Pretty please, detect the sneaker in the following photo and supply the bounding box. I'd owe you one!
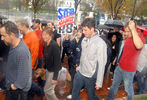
[0,88,3,92]
[80,88,84,92]
[107,87,110,90]
[67,94,72,99]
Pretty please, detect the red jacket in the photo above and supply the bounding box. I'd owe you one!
[36,30,43,58]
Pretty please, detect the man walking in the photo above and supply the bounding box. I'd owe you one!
[32,19,43,69]
[107,21,145,100]
[16,18,39,71]
[0,21,32,100]
[72,18,107,100]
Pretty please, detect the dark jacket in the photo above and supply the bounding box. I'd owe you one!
[63,40,71,56]
[69,34,84,66]
[0,37,9,73]
[44,40,61,80]
[0,36,9,60]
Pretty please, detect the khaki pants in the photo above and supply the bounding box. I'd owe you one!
[44,70,57,100]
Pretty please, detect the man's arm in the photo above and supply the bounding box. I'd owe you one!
[96,41,107,89]
[56,37,61,47]
[52,42,61,83]
[129,21,144,49]
[13,50,32,90]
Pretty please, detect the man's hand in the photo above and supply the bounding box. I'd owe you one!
[0,57,3,61]
[76,65,79,72]
[128,21,136,32]
[52,80,57,84]
[112,57,117,65]
[95,85,100,90]
[11,84,17,90]
[129,20,144,49]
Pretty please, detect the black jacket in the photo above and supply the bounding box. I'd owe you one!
[69,34,84,66]
[44,40,61,80]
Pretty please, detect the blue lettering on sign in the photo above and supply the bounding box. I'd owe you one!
[69,8,74,15]
[58,8,75,19]
[58,8,63,19]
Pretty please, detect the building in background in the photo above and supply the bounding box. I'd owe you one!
[57,0,75,8]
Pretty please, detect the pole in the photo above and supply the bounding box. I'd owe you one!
[131,0,137,20]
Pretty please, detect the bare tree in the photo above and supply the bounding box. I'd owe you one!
[74,0,81,14]
[22,0,47,18]
[74,0,82,23]
[47,0,57,13]
[108,0,125,19]
[0,0,9,9]
[96,0,128,19]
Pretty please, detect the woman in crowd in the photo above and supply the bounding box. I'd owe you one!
[110,34,119,75]
[42,27,61,100]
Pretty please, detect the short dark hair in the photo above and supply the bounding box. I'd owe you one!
[43,27,54,40]
[33,19,40,24]
[81,18,96,29]
[1,21,19,37]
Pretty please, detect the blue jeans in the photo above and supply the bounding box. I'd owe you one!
[72,71,99,100]
[107,66,135,100]
[137,67,147,94]
[28,81,44,100]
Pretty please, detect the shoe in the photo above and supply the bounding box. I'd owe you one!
[80,88,84,92]
[0,88,3,92]
[67,94,72,99]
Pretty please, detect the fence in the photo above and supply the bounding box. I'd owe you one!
[0,10,58,25]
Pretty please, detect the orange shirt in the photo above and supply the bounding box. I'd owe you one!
[23,31,39,70]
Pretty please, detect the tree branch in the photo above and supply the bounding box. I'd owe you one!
[115,0,124,19]
[108,0,113,18]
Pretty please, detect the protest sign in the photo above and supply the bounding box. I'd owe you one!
[57,7,75,34]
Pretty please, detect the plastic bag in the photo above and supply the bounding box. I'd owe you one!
[55,67,71,98]
[57,67,71,81]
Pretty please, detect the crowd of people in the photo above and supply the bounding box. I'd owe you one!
[0,17,147,100]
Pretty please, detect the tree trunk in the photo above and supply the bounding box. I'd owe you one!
[108,0,114,19]
[34,12,37,19]
[18,0,22,11]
